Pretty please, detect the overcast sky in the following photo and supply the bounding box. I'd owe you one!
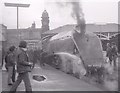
[0,0,119,29]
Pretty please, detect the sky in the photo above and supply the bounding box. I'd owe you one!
[0,0,119,29]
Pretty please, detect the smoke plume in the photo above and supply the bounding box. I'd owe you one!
[56,0,86,34]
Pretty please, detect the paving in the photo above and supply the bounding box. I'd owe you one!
[1,64,105,91]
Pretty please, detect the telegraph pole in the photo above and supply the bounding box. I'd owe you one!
[17,6,19,29]
[4,3,30,29]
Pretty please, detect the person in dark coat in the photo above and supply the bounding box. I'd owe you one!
[7,46,16,85]
[106,43,112,65]
[9,41,33,93]
[111,42,118,68]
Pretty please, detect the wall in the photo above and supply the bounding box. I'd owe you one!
[6,28,42,49]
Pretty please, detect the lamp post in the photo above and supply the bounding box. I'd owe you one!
[4,3,30,42]
[4,3,30,29]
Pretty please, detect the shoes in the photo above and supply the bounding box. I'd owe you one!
[8,83,13,85]
[12,80,15,82]
[12,81,15,83]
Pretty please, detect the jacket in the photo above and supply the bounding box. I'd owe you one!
[6,51,16,67]
[16,48,32,73]
[111,46,118,56]
[106,47,112,57]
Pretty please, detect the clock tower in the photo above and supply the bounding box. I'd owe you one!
[41,10,49,33]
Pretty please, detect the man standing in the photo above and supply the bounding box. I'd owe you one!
[111,42,118,69]
[10,41,33,93]
[106,43,112,65]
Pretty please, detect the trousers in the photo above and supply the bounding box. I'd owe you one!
[8,66,16,84]
[112,55,117,68]
[10,72,32,93]
[12,65,16,82]
[8,66,13,84]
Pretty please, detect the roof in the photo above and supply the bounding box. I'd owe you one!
[6,28,42,32]
[0,24,7,29]
[50,30,96,41]
[43,23,118,35]
[86,23,118,33]
[50,31,73,41]
[43,24,75,34]
[42,10,49,18]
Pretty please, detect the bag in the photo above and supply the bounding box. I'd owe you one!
[5,54,8,64]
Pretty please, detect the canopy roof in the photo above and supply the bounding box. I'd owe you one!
[50,31,73,41]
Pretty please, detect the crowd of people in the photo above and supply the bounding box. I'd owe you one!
[1,41,46,93]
